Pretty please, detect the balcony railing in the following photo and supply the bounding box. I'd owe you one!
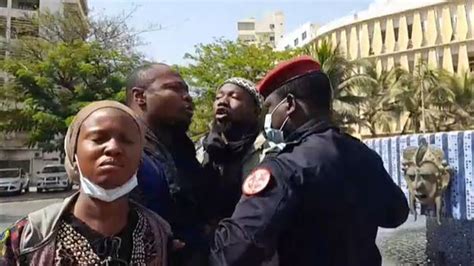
[12,0,39,10]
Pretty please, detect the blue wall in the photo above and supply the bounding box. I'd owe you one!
[364,131,474,220]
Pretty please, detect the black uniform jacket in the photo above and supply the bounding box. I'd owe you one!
[210,119,409,266]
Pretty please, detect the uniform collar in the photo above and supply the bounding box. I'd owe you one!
[285,119,337,144]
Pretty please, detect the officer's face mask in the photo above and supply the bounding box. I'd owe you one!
[75,155,138,202]
[264,95,291,144]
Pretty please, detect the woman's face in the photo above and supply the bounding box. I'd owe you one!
[75,108,142,189]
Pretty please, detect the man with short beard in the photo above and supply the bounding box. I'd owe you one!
[197,77,268,222]
[127,63,209,266]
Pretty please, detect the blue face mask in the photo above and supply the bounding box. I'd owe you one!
[264,97,290,145]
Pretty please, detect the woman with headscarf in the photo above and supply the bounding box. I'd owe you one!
[0,101,171,265]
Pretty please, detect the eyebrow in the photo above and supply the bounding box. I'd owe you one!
[163,81,188,89]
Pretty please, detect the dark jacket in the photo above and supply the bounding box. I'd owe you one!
[210,120,409,266]
[138,126,210,266]
[131,152,173,221]
[168,131,211,266]
[197,133,269,220]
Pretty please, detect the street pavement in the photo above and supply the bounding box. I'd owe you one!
[0,186,77,204]
[0,193,427,265]
[378,215,427,265]
[0,187,76,230]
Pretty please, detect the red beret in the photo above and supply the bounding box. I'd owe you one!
[257,56,321,98]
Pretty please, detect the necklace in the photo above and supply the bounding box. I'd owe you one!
[55,211,147,265]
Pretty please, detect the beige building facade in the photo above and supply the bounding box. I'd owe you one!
[310,0,474,74]
[237,11,285,47]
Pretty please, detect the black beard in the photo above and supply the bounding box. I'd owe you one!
[212,120,258,141]
[213,120,232,133]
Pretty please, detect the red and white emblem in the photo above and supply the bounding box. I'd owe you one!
[242,168,271,196]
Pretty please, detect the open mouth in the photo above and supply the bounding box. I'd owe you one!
[215,107,229,119]
[415,194,428,199]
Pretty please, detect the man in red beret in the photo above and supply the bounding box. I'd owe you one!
[209,56,409,266]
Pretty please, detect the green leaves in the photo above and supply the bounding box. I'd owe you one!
[0,12,143,152]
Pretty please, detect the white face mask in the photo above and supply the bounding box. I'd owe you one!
[75,155,138,202]
[264,97,290,145]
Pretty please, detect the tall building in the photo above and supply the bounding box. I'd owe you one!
[309,0,473,74]
[276,22,319,51]
[237,11,285,47]
[0,0,87,176]
[303,0,472,136]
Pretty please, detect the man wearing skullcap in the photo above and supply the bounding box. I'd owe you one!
[209,56,409,266]
[196,77,269,226]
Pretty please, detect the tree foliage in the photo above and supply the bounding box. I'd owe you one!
[0,10,145,154]
[351,60,405,136]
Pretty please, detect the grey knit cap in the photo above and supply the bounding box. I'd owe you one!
[219,77,263,110]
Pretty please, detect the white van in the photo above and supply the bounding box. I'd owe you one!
[36,164,72,193]
[0,168,30,194]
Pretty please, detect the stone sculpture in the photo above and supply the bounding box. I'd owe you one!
[401,138,451,224]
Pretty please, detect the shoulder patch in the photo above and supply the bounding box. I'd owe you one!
[242,168,271,196]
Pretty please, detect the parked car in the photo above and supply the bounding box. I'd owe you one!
[36,164,72,193]
[0,168,30,195]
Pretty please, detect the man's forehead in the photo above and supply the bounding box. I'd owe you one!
[148,65,181,79]
[147,65,185,86]
[218,83,245,94]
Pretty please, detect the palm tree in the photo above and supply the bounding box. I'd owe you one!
[350,60,404,136]
[390,60,455,133]
[301,40,366,132]
[435,71,474,130]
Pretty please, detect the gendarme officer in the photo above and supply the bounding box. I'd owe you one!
[209,56,409,266]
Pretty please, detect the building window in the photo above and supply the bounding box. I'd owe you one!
[394,27,399,43]
[0,17,6,38]
[12,0,39,10]
[421,21,427,45]
[238,34,255,42]
[451,14,457,41]
[0,0,7,7]
[285,45,290,50]
[469,55,474,72]
[294,38,299,46]
[381,30,386,52]
[269,36,275,42]
[270,24,275,30]
[407,24,413,40]
[302,31,307,40]
[238,22,255,31]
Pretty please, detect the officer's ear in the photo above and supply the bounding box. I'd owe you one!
[285,94,296,115]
